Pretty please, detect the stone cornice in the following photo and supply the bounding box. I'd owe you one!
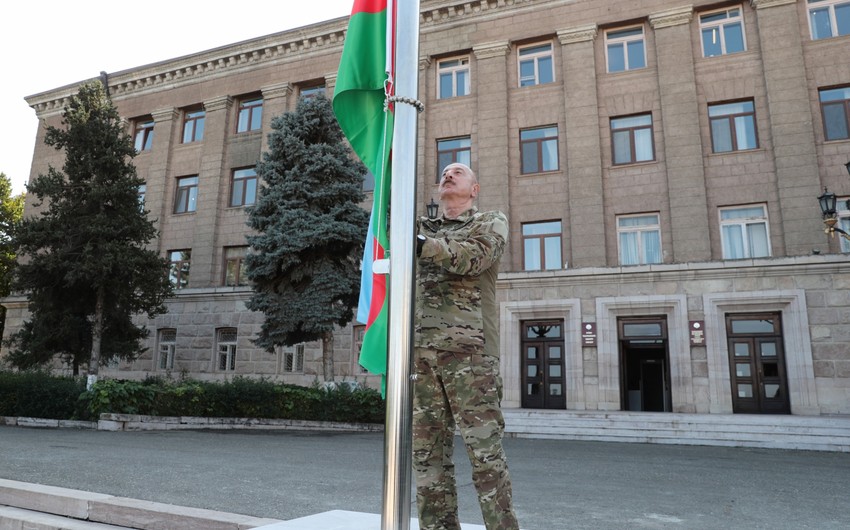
[557,24,598,45]
[649,5,694,29]
[420,0,535,26]
[750,0,797,9]
[419,56,432,71]
[151,108,179,122]
[473,41,511,59]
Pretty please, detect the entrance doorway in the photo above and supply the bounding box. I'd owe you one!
[520,320,566,409]
[619,317,671,412]
[726,313,790,414]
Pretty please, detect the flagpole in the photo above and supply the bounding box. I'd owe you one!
[382,0,420,528]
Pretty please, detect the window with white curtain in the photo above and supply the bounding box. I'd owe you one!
[617,214,662,265]
[720,205,771,259]
[611,114,654,165]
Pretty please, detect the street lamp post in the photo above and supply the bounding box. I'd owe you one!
[817,162,850,242]
[426,198,439,219]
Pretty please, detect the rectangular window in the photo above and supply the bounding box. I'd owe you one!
[720,205,771,259]
[137,184,146,211]
[237,97,263,133]
[522,221,562,271]
[158,329,176,370]
[300,85,326,99]
[353,325,367,373]
[611,114,654,165]
[617,214,662,265]
[820,86,850,140]
[182,108,205,143]
[518,43,554,87]
[520,126,559,174]
[174,176,199,214]
[700,7,746,57]
[230,168,258,207]
[134,119,154,152]
[437,57,470,99]
[839,198,850,253]
[605,26,646,73]
[362,169,375,193]
[436,137,472,181]
[282,344,305,373]
[709,100,758,152]
[167,250,191,289]
[223,246,249,287]
[217,328,238,371]
[808,0,850,40]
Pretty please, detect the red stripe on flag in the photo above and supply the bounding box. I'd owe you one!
[366,239,386,326]
[351,0,387,15]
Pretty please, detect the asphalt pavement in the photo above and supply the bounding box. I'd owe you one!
[0,425,848,529]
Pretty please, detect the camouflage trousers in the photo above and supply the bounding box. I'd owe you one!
[412,347,519,530]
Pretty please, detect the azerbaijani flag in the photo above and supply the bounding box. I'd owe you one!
[333,0,395,380]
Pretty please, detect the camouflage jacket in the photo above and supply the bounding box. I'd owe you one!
[415,207,508,357]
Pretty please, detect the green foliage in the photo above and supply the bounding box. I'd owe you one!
[0,370,89,419]
[79,376,385,424]
[8,81,173,374]
[245,94,369,351]
[0,172,25,339]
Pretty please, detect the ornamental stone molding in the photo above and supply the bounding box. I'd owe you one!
[420,0,533,26]
[419,56,432,71]
[750,0,797,9]
[648,5,694,29]
[151,108,179,123]
[557,24,599,45]
[324,73,338,90]
[260,83,293,100]
[473,41,511,60]
[203,95,233,112]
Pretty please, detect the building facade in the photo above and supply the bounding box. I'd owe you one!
[4,0,850,418]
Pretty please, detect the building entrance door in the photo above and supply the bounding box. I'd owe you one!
[618,317,671,412]
[726,313,790,414]
[521,320,566,409]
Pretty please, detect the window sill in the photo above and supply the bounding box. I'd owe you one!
[172,211,197,216]
[706,147,764,157]
[518,169,562,178]
[609,160,657,170]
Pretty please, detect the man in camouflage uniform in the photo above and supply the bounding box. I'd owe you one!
[413,162,519,530]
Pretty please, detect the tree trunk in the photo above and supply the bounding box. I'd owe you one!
[322,331,335,382]
[88,287,105,389]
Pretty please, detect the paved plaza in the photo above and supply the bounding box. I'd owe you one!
[0,425,848,529]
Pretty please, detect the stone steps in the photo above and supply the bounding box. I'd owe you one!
[503,409,850,452]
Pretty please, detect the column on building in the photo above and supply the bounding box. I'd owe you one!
[750,0,823,256]
[472,41,512,264]
[324,73,337,100]
[557,24,606,268]
[649,6,711,262]
[147,107,180,253]
[415,56,431,215]
[260,83,293,154]
[189,95,232,287]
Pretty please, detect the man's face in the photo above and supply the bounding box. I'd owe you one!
[439,163,479,203]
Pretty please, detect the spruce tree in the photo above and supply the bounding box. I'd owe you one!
[0,173,25,340]
[246,94,369,381]
[8,82,172,379]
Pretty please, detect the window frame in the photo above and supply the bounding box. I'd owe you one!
[300,85,326,99]
[437,56,471,99]
[167,249,191,289]
[709,99,759,153]
[137,184,146,211]
[353,325,367,374]
[521,220,563,271]
[719,204,772,259]
[436,136,472,181]
[281,344,305,373]
[230,167,258,207]
[520,126,560,175]
[216,328,238,372]
[182,107,205,144]
[517,42,555,87]
[819,86,850,141]
[610,113,655,165]
[236,97,263,133]
[699,6,747,57]
[605,25,647,73]
[617,213,663,266]
[133,119,154,152]
[223,246,250,287]
[838,197,850,253]
[157,328,177,370]
[807,0,850,40]
[174,176,199,214]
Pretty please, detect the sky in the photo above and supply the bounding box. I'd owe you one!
[0,0,354,195]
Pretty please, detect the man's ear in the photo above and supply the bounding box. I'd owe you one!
[471,183,480,198]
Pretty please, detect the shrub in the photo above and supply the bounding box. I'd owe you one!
[0,370,89,420]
